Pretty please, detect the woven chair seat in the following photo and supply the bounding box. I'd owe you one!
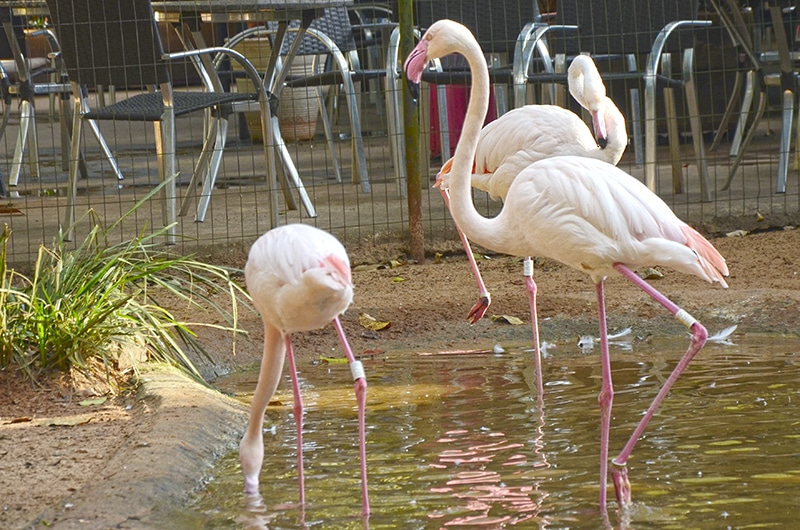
[85,91,258,121]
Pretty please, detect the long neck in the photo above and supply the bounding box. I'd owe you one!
[446,38,508,249]
[603,100,628,165]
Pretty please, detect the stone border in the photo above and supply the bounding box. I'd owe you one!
[27,366,248,529]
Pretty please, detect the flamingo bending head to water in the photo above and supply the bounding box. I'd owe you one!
[240,223,369,515]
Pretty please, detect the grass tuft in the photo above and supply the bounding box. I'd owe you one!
[0,180,250,386]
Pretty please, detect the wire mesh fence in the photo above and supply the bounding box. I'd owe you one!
[0,0,798,268]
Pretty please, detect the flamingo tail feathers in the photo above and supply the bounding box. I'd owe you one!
[681,226,729,288]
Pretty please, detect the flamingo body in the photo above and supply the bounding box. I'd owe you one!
[478,155,727,286]
[467,105,607,199]
[240,224,369,515]
[245,224,353,334]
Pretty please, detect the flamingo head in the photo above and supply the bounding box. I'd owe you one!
[568,55,609,146]
[404,19,475,99]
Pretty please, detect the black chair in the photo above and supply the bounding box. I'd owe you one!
[348,1,396,119]
[516,0,713,201]
[45,0,273,244]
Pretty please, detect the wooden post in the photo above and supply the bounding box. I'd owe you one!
[398,0,425,263]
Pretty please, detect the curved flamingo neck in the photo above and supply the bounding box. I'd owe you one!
[446,36,507,250]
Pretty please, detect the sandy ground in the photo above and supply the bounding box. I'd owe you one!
[1,226,799,528]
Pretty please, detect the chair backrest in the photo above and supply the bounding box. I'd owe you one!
[554,0,699,56]
[45,0,170,87]
[413,0,541,55]
[272,7,358,56]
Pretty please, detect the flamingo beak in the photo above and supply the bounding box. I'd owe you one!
[591,109,608,149]
[404,40,430,104]
[406,78,420,104]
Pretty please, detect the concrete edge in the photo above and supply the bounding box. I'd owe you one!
[26,365,249,529]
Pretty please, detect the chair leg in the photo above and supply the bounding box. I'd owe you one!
[722,88,767,191]
[626,54,644,168]
[25,100,42,180]
[776,88,793,194]
[661,54,682,194]
[729,70,756,158]
[194,117,228,223]
[154,115,177,245]
[554,54,568,108]
[682,48,712,202]
[794,93,800,172]
[316,85,344,183]
[179,110,219,220]
[436,83,450,160]
[254,91,280,228]
[709,69,744,152]
[643,62,658,193]
[664,85,682,194]
[84,118,124,181]
[63,99,84,242]
[9,99,36,187]
[272,114,316,218]
[58,93,72,173]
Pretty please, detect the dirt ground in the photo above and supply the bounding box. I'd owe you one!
[2,226,800,528]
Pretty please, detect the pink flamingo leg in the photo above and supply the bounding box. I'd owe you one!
[610,263,708,509]
[594,280,614,512]
[285,337,305,506]
[333,317,370,515]
[440,186,491,323]
[523,257,544,396]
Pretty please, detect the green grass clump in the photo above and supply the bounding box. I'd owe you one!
[0,186,249,385]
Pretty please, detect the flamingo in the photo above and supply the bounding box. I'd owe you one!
[405,20,728,512]
[240,224,369,515]
[435,54,628,323]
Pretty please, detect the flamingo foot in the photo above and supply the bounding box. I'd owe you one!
[467,294,491,323]
[611,459,632,509]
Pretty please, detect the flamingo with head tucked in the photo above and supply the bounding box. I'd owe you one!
[240,223,369,515]
[435,54,628,324]
[405,19,728,512]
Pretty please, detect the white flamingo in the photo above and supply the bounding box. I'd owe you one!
[436,54,628,323]
[240,224,369,515]
[405,19,728,511]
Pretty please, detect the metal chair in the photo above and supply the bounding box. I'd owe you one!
[223,7,378,194]
[516,0,713,201]
[713,0,800,193]
[45,0,274,244]
[0,9,74,196]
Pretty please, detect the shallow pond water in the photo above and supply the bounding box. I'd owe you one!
[186,334,800,529]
